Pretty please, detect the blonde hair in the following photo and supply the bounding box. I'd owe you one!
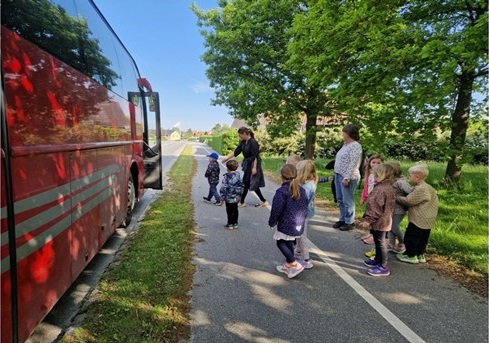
[296,160,318,184]
[364,154,384,181]
[371,163,394,184]
[408,164,429,179]
[280,164,301,200]
[286,154,301,166]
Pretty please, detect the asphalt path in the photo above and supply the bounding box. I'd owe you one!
[27,140,186,343]
[189,142,488,343]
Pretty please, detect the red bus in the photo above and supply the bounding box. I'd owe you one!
[1,0,163,341]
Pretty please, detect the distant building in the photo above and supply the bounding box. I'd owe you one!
[162,129,181,141]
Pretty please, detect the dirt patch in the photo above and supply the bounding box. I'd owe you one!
[424,254,488,300]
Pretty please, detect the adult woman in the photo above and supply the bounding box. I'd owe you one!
[332,124,363,231]
[222,127,267,207]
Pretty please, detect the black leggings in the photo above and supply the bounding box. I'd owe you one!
[276,239,295,263]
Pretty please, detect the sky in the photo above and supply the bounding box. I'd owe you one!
[95,0,231,131]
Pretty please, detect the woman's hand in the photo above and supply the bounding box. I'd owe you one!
[341,178,350,186]
[252,167,257,176]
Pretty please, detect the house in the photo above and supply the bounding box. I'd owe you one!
[162,129,181,141]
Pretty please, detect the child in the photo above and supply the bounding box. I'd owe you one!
[388,162,413,254]
[220,160,244,230]
[360,154,384,244]
[360,163,395,276]
[294,160,318,269]
[268,164,309,279]
[286,154,301,166]
[203,152,223,205]
[396,164,438,264]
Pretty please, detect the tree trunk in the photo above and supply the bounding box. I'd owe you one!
[304,111,318,159]
[445,71,474,185]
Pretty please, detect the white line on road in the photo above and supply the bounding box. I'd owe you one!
[252,191,426,343]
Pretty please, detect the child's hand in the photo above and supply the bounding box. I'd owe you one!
[268,226,275,232]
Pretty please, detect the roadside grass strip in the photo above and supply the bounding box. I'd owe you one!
[66,145,196,343]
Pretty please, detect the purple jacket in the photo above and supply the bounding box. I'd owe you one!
[268,182,308,236]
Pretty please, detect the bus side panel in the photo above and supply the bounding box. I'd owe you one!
[97,145,131,245]
[1,156,13,343]
[70,149,101,280]
[10,152,73,343]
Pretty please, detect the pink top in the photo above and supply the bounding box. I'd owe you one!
[361,175,375,203]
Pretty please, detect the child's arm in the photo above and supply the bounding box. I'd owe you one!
[219,175,228,197]
[268,190,286,228]
[204,165,211,178]
[397,186,428,207]
[397,178,413,195]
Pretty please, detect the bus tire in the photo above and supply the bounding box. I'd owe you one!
[120,174,136,228]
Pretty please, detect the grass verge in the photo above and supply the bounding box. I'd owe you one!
[64,145,196,342]
[262,156,488,295]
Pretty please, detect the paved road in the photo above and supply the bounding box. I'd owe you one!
[28,140,186,343]
[189,142,488,343]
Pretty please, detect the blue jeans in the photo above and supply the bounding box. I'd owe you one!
[334,173,358,224]
[207,183,221,202]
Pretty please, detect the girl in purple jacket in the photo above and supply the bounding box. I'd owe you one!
[268,164,309,279]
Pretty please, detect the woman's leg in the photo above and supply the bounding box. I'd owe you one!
[341,179,358,225]
[254,188,266,202]
[334,174,345,221]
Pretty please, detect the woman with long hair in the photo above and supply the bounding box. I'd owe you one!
[222,127,267,207]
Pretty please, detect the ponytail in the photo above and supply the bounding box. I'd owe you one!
[289,178,301,200]
[281,164,301,200]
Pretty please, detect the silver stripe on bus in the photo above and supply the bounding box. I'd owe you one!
[0,164,119,218]
[0,164,120,242]
[1,180,118,273]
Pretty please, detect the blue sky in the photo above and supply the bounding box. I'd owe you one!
[95,0,231,131]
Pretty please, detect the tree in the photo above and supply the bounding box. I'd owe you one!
[290,0,488,184]
[192,0,333,158]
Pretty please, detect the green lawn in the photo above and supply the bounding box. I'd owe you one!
[261,156,488,276]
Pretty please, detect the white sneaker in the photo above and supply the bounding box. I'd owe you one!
[300,259,313,269]
[287,263,304,278]
[276,264,289,275]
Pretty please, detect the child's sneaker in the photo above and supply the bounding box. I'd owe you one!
[300,259,313,269]
[396,253,419,264]
[237,203,246,208]
[286,263,304,278]
[367,265,390,277]
[417,254,427,263]
[276,263,289,275]
[203,197,211,202]
[364,258,378,267]
[232,224,238,229]
[254,201,269,208]
[365,248,375,258]
[387,244,396,252]
[224,224,237,230]
[392,244,406,254]
[214,201,223,206]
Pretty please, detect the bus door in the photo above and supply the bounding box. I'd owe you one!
[142,92,163,190]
